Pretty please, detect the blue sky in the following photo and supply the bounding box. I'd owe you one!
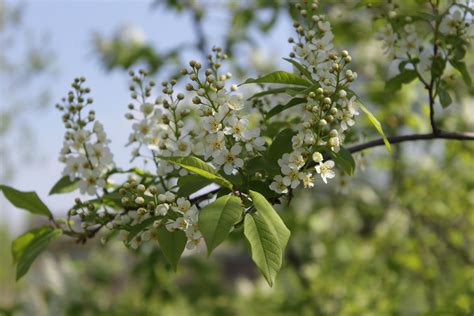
[1,0,293,232]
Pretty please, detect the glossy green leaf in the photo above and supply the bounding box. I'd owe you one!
[244,212,283,287]
[12,226,62,280]
[358,102,392,154]
[267,129,295,162]
[156,226,187,271]
[241,71,311,87]
[159,156,233,190]
[177,175,213,197]
[0,185,52,218]
[246,156,268,173]
[283,58,314,82]
[249,190,290,249]
[49,176,79,195]
[199,195,242,255]
[266,97,306,119]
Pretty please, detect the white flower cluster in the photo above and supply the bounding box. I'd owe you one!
[270,4,359,194]
[189,60,266,175]
[125,50,266,179]
[375,3,473,82]
[122,50,267,249]
[57,78,114,196]
[105,182,202,251]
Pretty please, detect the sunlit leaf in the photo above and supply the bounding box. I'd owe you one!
[358,102,392,154]
[241,71,311,87]
[249,190,290,249]
[156,226,187,271]
[244,211,282,287]
[12,226,62,280]
[49,176,79,195]
[199,195,242,255]
[159,156,233,190]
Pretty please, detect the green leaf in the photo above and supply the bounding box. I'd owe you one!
[248,87,304,100]
[283,58,314,82]
[177,175,213,197]
[246,156,268,173]
[199,195,242,255]
[249,190,290,249]
[267,128,296,163]
[438,88,452,109]
[49,176,79,195]
[358,102,392,154]
[266,97,306,119]
[159,156,233,190]
[241,71,311,87]
[385,70,418,92]
[244,212,283,287]
[450,60,472,88]
[156,226,187,271]
[431,57,446,78]
[328,147,356,176]
[11,226,62,280]
[0,185,52,218]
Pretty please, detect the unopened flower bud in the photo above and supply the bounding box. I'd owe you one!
[192,96,201,104]
[149,186,158,194]
[312,152,323,163]
[137,207,147,216]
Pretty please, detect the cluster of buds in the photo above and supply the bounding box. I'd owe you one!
[57,78,114,196]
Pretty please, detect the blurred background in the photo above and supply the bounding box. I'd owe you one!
[0,0,473,315]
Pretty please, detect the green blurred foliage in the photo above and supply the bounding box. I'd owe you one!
[2,0,473,315]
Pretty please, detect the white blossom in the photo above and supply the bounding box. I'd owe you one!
[316,160,336,184]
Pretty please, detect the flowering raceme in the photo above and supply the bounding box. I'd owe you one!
[266,12,359,193]
[374,1,473,88]
[57,78,115,196]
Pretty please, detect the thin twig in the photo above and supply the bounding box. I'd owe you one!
[347,130,474,153]
[428,0,441,134]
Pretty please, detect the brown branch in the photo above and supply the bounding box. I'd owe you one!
[184,131,474,205]
[347,130,474,153]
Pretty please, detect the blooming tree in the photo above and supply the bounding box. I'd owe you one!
[2,0,473,287]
